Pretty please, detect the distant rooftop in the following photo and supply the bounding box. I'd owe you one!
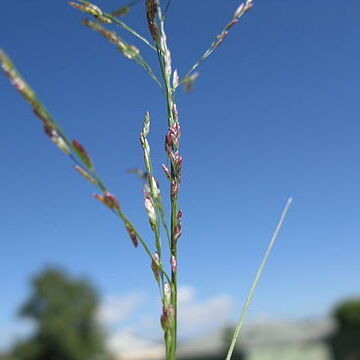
[112,318,335,360]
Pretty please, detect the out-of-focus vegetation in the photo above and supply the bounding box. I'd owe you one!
[328,299,360,360]
[9,268,111,360]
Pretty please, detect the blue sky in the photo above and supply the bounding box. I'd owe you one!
[1,0,360,352]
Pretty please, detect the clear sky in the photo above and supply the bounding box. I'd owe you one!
[1,0,360,352]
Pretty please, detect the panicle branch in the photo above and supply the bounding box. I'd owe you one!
[181,0,254,86]
[69,0,157,51]
[82,19,162,88]
[0,48,157,262]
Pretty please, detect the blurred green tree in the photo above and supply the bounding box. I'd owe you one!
[12,268,110,360]
[328,299,360,360]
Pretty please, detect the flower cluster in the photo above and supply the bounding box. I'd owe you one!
[82,19,139,60]
[161,283,175,331]
[215,0,254,49]
[144,190,157,232]
[72,140,93,170]
[69,0,111,23]
[0,50,72,156]
[126,223,138,248]
[165,116,182,201]
[93,191,120,210]
[151,252,161,282]
[145,0,159,41]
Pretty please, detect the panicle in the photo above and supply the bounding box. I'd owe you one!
[162,164,172,181]
[118,43,139,59]
[126,222,138,247]
[173,222,181,242]
[44,126,71,155]
[177,210,183,221]
[72,139,93,170]
[145,0,159,41]
[234,0,254,19]
[0,50,72,156]
[74,165,96,184]
[171,181,179,200]
[82,19,139,60]
[0,50,35,103]
[165,122,181,151]
[69,1,111,23]
[173,209,182,242]
[142,111,151,137]
[111,5,130,17]
[163,282,171,306]
[143,190,157,231]
[161,283,175,330]
[170,151,182,174]
[151,252,160,282]
[161,304,175,331]
[183,72,200,92]
[172,69,179,89]
[149,175,160,199]
[93,191,120,210]
[214,31,229,49]
[233,3,245,18]
[170,255,177,273]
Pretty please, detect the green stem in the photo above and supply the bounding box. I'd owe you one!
[225,197,292,360]
[156,5,178,359]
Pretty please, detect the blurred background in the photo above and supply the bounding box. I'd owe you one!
[0,0,359,359]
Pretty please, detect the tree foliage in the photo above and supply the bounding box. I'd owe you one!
[12,268,109,360]
[328,299,360,360]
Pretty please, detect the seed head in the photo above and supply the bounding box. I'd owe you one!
[142,111,151,137]
[69,1,103,17]
[44,126,71,155]
[163,282,171,306]
[161,303,175,331]
[171,181,179,199]
[173,223,182,243]
[151,252,160,282]
[177,210,183,221]
[118,43,139,59]
[225,19,239,31]
[162,164,172,181]
[233,3,245,18]
[94,191,120,210]
[72,139,93,170]
[183,72,200,92]
[145,0,159,41]
[74,165,96,184]
[170,151,182,173]
[166,122,181,149]
[126,222,138,248]
[172,70,179,89]
[170,255,177,273]
[144,190,157,231]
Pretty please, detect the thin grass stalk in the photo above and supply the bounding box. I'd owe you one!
[0,3,290,360]
[81,19,162,88]
[106,14,157,51]
[69,0,157,51]
[157,4,179,358]
[0,49,175,282]
[225,197,293,360]
[181,0,254,85]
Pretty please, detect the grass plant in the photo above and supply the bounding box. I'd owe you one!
[0,1,291,359]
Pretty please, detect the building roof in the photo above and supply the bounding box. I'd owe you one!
[177,318,334,358]
[112,318,335,360]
